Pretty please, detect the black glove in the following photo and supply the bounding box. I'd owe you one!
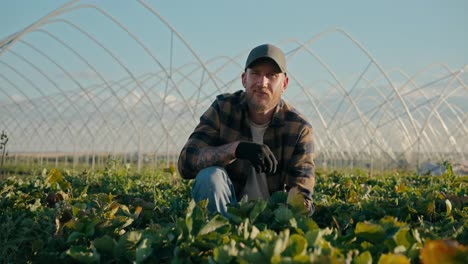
[235,142,277,174]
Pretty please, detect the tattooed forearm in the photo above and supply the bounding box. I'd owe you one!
[196,141,240,170]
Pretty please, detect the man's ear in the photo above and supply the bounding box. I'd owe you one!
[241,72,247,88]
[282,74,289,92]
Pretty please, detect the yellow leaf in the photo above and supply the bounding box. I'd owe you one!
[133,206,143,219]
[163,164,177,176]
[445,199,452,215]
[47,168,63,185]
[107,202,120,219]
[420,240,468,264]
[378,253,410,264]
[47,168,71,190]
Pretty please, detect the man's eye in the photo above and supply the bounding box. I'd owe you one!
[268,73,279,79]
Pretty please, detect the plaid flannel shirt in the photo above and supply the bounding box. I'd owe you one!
[178,90,315,200]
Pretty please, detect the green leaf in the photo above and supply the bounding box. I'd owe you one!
[292,255,312,263]
[79,185,89,199]
[273,229,290,257]
[270,191,288,204]
[67,231,85,243]
[355,222,386,243]
[72,207,80,218]
[226,207,243,224]
[296,216,319,233]
[284,234,307,257]
[240,217,250,240]
[197,214,230,236]
[425,200,436,215]
[246,225,259,240]
[136,238,152,263]
[249,200,267,222]
[213,239,237,263]
[66,245,99,263]
[305,230,320,246]
[31,239,44,253]
[274,206,293,224]
[257,229,277,242]
[189,205,205,237]
[353,251,372,264]
[84,220,98,237]
[64,219,84,231]
[238,200,256,216]
[93,235,116,255]
[185,200,196,235]
[393,227,414,249]
[115,230,143,261]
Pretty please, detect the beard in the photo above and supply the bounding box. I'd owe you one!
[246,94,267,112]
[246,89,281,113]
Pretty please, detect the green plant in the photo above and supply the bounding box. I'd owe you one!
[0,167,467,263]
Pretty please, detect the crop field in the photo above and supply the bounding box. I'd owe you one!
[0,162,467,263]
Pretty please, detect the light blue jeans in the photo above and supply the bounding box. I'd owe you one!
[191,166,237,216]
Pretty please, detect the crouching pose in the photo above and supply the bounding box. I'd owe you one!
[178,43,315,216]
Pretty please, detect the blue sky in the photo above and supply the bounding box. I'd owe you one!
[0,0,466,157]
[1,0,467,76]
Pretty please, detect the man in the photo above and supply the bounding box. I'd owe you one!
[178,43,315,216]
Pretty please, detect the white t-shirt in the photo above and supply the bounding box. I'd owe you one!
[241,120,270,201]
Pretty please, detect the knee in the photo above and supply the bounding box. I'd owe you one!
[192,166,236,215]
[195,166,229,187]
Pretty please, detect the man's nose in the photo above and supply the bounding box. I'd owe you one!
[257,75,268,86]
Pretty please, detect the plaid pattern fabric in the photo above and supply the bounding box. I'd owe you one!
[178,90,315,199]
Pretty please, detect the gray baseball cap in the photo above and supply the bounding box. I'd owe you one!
[245,44,287,73]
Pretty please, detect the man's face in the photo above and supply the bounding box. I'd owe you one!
[242,59,288,113]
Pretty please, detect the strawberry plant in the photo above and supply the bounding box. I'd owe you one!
[0,166,466,263]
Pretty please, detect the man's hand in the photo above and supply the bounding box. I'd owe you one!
[287,187,314,216]
[235,142,277,174]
